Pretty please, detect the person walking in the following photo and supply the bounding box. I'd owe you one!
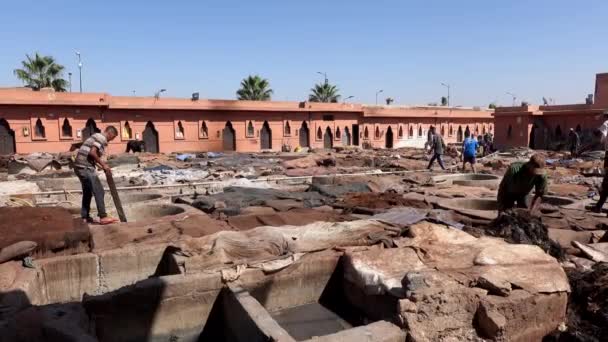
[568,128,580,157]
[461,132,479,173]
[73,126,119,225]
[427,126,446,171]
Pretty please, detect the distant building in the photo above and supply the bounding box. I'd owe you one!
[0,87,493,155]
[494,73,608,150]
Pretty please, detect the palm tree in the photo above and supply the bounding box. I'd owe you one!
[14,53,68,91]
[309,82,341,103]
[236,75,273,101]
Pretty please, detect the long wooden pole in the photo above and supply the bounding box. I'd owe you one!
[105,172,127,222]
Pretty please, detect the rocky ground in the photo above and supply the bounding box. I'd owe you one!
[0,146,607,341]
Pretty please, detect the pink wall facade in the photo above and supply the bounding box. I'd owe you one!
[0,90,494,155]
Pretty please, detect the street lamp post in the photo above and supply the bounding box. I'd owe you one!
[375,90,383,105]
[506,92,517,106]
[68,72,72,92]
[154,88,166,99]
[344,95,354,103]
[75,51,82,93]
[441,83,450,106]
[316,71,328,84]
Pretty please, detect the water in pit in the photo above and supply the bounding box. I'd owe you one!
[270,302,352,340]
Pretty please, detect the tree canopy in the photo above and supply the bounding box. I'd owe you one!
[14,53,68,91]
[236,75,273,101]
[308,82,341,103]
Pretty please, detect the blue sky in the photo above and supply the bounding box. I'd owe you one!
[1,0,607,106]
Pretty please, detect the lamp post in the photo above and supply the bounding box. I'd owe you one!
[441,82,450,106]
[68,72,72,92]
[75,51,82,93]
[506,92,517,106]
[154,88,166,99]
[316,71,328,84]
[343,95,354,103]
[375,89,383,105]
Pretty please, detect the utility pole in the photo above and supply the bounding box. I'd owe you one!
[441,83,450,106]
[506,92,517,106]
[75,51,82,93]
[317,71,328,84]
[375,89,383,105]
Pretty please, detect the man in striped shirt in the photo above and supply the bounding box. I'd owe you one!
[74,126,119,224]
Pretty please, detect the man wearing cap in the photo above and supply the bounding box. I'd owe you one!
[497,154,548,213]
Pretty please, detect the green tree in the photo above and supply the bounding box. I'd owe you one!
[309,82,341,103]
[488,103,497,109]
[236,75,273,101]
[14,53,68,91]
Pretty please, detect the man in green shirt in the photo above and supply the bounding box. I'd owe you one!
[497,154,548,212]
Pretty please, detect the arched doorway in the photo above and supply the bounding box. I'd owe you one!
[457,126,463,142]
[342,127,351,146]
[323,127,333,149]
[465,126,471,137]
[143,121,159,153]
[260,121,272,150]
[299,121,309,148]
[0,119,16,155]
[223,121,236,151]
[61,119,73,137]
[82,118,100,141]
[385,126,394,148]
[529,124,538,149]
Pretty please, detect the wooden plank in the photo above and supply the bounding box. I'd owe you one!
[106,171,127,222]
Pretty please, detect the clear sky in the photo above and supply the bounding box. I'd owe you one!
[1,0,606,106]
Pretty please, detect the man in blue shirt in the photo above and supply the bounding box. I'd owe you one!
[461,131,478,173]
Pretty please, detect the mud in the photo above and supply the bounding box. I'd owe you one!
[339,192,432,210]
[467,209,565,260]
[0,207,89,255]
[546,263,608,342]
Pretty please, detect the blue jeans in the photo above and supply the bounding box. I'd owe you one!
[74,167,107,219]
[427,153,446,170]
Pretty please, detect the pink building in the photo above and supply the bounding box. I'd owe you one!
[494,73,608,150]
[0,88,493,155]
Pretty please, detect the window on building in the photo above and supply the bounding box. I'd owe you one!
[34,118,45,138]
[61,118,72,137]
[247,121,254,137]
[398,126,403,138]
[482,125,486,135]
[336,127,341,139]
[123,121,133,139]
[490,124,493,133]
[317,127,323,140]
[465,126,471,137]
[507,125,513,139]
[201,121,208,138]
[176,121,185,139]
[409,125,413,138]
[418,125,423,137]
[375,126,380,139]
[364,126,369,139]
[441,125,445,136]
[284,121,291,136]
[449,125,453,136]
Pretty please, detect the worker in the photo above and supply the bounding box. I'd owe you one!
[461,131,479,173]
[74,126,119,225]
[568,128,580,157]
[591,112,608,214]
[427,126,446,171]
[497,154,548,213]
